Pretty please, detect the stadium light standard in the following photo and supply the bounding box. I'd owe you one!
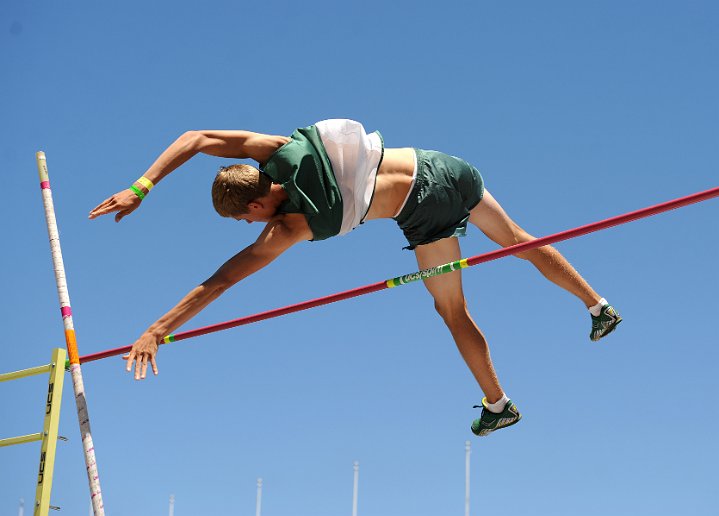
[352,461,359,516]
[465,441,471,516]
[256,478,263,516]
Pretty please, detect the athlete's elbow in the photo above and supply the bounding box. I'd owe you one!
[179,130,204,151]
[202,274,234,296]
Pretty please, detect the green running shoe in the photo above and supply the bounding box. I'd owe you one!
[471,398,522,437]
[590,304,622,341]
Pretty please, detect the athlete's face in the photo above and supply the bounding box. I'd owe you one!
[234,199,276,224]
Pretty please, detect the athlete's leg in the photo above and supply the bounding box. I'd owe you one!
[469,190,601,308]
[414,236,504,403]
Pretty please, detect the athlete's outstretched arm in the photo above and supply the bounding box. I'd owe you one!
[124,213,311,380]
[89,130,289,222]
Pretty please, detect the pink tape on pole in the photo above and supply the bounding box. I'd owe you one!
[40,181,51,189]
[61,306,72,318]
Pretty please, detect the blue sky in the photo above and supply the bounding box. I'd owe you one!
[1,1,718,515]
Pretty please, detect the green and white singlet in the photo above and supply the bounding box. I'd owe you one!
[260,119,384,241]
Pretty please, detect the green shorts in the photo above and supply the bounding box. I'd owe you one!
[394,149,484,250]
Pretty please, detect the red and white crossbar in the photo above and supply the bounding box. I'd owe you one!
[78,185,719,364]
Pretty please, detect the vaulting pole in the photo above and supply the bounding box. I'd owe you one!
[36,152,105,515]
[76,185,719,364]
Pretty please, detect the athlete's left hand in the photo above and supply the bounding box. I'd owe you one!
[89,188,142,222]
[123,332,159,380]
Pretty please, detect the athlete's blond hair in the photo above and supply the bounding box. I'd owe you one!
[211,164,271,217]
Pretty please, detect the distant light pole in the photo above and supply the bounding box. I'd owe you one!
[465,441,471,516]
[18,498,24,516]
[169,494,175,516]
[256,478,263,516]
[352,461,359,516]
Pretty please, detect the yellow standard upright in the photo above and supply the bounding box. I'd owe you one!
[0,348,67,515]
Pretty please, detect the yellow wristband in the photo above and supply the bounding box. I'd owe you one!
[136,176,155,191]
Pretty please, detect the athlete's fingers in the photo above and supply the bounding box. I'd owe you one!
[89,206,115,219]
[140,356,148,380]
[134,354,143,380]
[93,196,113,210]
[125,351,135,372]
[150,357,159,376]
[89,197,115,218]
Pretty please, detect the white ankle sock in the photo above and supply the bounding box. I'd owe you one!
[485,394,509,414]
[589,298,608,317]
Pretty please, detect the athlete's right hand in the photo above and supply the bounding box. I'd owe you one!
[89,189,142,222]
[123,331,160,381]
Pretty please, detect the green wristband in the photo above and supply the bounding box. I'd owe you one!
[130,184,145,200]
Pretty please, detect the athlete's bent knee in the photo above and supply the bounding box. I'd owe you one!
[433,298,470,326]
